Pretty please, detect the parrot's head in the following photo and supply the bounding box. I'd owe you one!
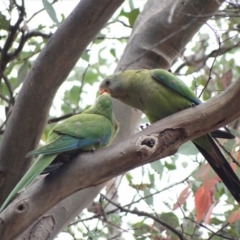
[99,72,129,100]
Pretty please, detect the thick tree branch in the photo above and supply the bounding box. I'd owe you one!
[1,77,240,240]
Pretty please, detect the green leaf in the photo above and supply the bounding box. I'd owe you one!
[154,212,179,240]
[84,70,99,86]
[81,51,90,62]
[108,213,121,225]
[164,161,176,170]
[128,8,140,27]
[210,217,223,225]
[132,222,149,237]
[125,173,133,183]
[0,13,10,30]
[150,160,164,176]
[202,89,211,101]
[14,61,29,90]
[148,172,155,187]
[121,8,140,27]
[98,47,107,65]
[64,86,80,106]
[42,0,59,24]
[144,188,153,206]
[157,212,179,228]
[110,48,116,58]
[61,103,72,114]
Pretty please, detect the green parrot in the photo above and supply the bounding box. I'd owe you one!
[0,93,119,212]
[99,69,240,203]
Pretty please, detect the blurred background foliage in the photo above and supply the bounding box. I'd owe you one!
[0,0,240,239]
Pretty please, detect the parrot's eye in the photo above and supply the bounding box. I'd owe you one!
[105,79,110,86]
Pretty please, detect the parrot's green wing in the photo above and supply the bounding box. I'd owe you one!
[53,114,113,149]
[28,114,113,157]
[151,69,201,105]
[151,69,235,140]
[27,134,109,157]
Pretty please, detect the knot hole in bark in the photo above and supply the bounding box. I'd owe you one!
[141,138,155,148]
[136,135,159,158]
[15,200,28,213]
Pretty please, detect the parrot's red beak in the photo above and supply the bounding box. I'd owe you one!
[99,88,109,95]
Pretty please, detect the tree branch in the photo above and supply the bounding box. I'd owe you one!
[101,194,186,240]
[0,0,25,71]
[1,77,240,240]
[7,30,52,62]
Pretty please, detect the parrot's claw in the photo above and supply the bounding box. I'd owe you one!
[140,123,150,130]
[190,103,196,107]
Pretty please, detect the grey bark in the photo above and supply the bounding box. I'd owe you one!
[0,0,225,239]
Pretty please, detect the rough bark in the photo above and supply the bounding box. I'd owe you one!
[0,0,226,239]
[1,76,240,240]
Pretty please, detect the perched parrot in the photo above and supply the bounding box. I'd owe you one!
[99,69,240,203]
[0,93,119,212]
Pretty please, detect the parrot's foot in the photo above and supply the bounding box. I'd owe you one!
[189,103,196,107]
[140,123,150,130]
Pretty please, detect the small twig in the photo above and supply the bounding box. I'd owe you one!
[99,195,107,221]
[208,223,231,240]
[27,0,58,23]
[0,108,12,132]
[8,30,52,62]
[176,41,240,75]
[95,36,129,40]
[77,63,91,109]
[215,138,240,167]
[198,22,221,98]
[69,175,191,226]
[0,93,9,103]
[107,20,131,28]
[25,31,52,40]
[104,175,124,210]
[0,0,25,71]
[101,194,187,240]
[183,216,233,240]
[47,113,75,124]
[0,69,13,102]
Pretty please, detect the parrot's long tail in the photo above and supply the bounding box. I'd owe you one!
[0,154,56,212]
[194,134,240,204]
